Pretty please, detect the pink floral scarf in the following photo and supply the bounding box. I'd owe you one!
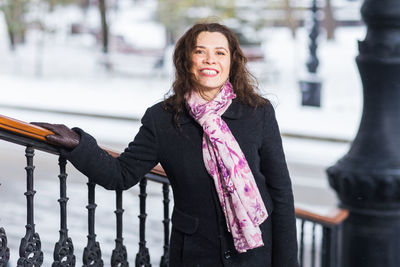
[185,81,268,253]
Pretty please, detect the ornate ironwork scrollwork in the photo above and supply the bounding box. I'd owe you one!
[135,247,151,267]
[53,157,76,266]
[18,146,43,266]
[136,178,151,267]
[111,238,128,267]
[83,181,103,267]
[17,226,43,266]
[0,227,10,266]
[52,229,75,267]
[111,190,129,266]
[83,235,103,267]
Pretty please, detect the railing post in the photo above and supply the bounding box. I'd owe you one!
[53,157,76,266]
[111,190,129,267]
[0,227,10,265]
[83,181,103,266]
[160,182,170,267]
[17,146,43,266]
[135,178,151,267]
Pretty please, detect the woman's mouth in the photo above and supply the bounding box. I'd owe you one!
[200,68,219,76]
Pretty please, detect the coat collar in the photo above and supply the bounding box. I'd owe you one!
[178,99,243,125]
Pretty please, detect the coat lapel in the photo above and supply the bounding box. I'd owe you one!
[222,99,243,120]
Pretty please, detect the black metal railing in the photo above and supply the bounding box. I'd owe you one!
[0,226,10,266]
[0,114,347,266]
[296,207,348,267]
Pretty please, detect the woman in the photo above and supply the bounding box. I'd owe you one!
[34,23,299,267]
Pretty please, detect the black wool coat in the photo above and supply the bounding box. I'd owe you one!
[62,99,299,267]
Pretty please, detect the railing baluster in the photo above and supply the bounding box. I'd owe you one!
[53,157,76,266]
[321,226,331,267]
[321,225,338,267]
[299,220,305,267]
[311,222,316,267]
[83,181,103,267]
[0,227,10,265]
[135,178,151,267]
[0,181,10,266]
[111,190,129,266]
[160,182,170,267]
[336,224,344,267]
[18,146,43,266]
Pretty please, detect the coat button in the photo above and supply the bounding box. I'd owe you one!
[224,250,232,260]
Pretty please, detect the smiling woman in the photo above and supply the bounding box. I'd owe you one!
[190,31,231,100]
[33,22,299,267]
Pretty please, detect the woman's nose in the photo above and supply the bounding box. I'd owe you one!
[204,52,216,64]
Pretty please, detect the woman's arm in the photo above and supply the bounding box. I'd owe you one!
[45,107,159,190]
[260,104,299,267]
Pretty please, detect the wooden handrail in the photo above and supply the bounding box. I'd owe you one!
[0,114,54,141]
[0,113,348,226]
[0,114,167,176]
[295,207,348,226]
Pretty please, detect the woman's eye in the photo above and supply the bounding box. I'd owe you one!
[217,51,226,55]
[194,50,204,54]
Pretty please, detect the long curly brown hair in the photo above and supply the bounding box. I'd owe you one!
[163,23,268,124]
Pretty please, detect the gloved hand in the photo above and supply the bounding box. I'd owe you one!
[31,122,80,149]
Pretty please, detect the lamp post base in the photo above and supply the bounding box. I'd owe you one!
[341,211,400,267]
[299,77,322,107]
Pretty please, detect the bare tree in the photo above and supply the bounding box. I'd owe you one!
[80,0,90,13]
[284,0,299,38]
[0,0,28,51]
[98,0,109,53]
[323,0,336,40]
[157,0,235,45]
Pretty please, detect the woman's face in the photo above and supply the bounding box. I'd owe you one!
[190,31,231,98]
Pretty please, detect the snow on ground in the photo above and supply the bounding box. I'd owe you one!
[0,25,366,143]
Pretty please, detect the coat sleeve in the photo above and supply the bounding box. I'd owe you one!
[60,107,159,190]
[260,104,299,267]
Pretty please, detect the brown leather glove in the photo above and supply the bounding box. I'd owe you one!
[31,122,80,149]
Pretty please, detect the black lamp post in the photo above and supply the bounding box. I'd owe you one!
[299,0,322,107]
[327,0,400,266]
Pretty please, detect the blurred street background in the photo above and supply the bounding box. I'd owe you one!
[0,0,365,265]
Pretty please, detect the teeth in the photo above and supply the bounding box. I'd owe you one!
[201,69,217,75]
